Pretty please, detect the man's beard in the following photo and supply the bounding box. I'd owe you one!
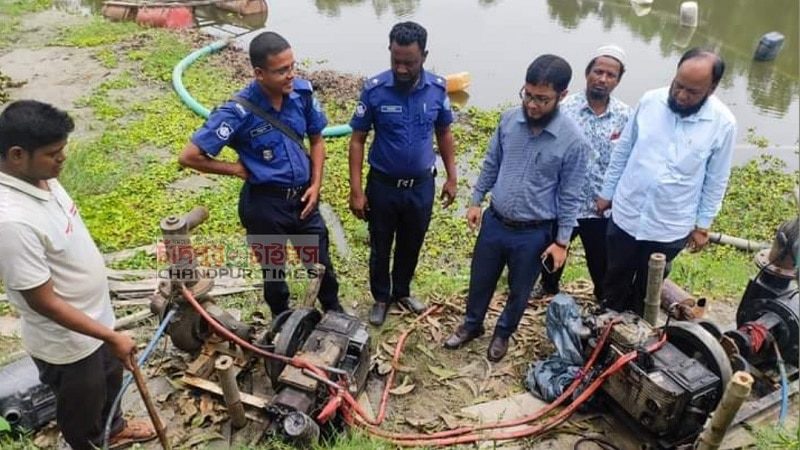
[668,94,709,117]
[525,105,559,128]
[587,87,609,102]
[393,73,418,91]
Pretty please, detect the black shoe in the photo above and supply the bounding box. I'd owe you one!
[397,296,427,315]
[531,283,558,300]
[443,325,485,349]
[369,302,390,326]
[487,335,509,362]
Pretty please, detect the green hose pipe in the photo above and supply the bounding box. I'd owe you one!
[173,40,353,137]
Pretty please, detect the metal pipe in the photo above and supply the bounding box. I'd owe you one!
[131,361,171,450]
[644,253,666,325]
[661,279,698,320]
[695,371,754,450]
[709,232,769,252]
[214,355,247,429]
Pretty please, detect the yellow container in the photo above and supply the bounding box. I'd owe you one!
[445,72,471,93]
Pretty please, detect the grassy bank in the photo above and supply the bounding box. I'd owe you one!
[0,3,798,449]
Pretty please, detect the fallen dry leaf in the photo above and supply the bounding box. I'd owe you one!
[428,364,459,381]
[415,343,436,360]
[376,361,392,375]
[440,413,460,429]
[389,383,416,395]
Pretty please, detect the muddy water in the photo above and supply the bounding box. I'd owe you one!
[70,0,798,166]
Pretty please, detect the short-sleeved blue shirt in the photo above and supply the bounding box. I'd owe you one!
[191,79,327,187]
[349,70,454,178]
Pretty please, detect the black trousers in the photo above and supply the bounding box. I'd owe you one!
[602,219,688,315]
[365,172,434,303]
[539,217,609,300]
[32,344,125,450]
[239,183,340,316]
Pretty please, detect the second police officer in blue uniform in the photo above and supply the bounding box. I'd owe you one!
[179,31,342,317]
[348,22,458,326]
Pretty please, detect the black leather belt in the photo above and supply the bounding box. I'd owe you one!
[248,183,308,200]
[489,206,552,229]
[370,169,434,188]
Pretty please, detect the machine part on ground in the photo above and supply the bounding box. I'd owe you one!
[0,356,55,432]
[282,411,320,447]
[589,312,731,448]
[265,308,322,385]
[131,361,171,450]
[644,253,666,325]
[215,355,247,429]
[661,279,697,320]
[694,371,754,450]
[725,217,798,368]
[262,310,371,444]
[150,208,254,352]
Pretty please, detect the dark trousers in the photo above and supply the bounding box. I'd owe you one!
[603,219,687,315]
[539,217,609,300]
[365,172,434,303]
[32,344,125,450]
[464,210,553,338]
[239,183,340,316]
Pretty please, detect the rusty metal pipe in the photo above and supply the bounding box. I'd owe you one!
[644,253,666,325]
[661,279,698,320]
[130,361,171,450]
[214,355,247,429]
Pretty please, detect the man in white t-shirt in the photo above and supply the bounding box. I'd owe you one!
[0,101,156,449]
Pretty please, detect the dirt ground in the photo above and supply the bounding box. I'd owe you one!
[1,8,795,450]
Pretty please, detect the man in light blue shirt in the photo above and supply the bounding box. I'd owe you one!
[444,55,589,362]
[534,45,632,301]
[597,48,736,315]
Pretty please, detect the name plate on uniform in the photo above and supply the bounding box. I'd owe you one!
[380,105,403,113]
[250,123,274,137]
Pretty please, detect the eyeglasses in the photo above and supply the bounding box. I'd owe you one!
[519,88,556,107]
[266,61,297,77]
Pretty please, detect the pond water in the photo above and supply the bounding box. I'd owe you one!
[71,0,799,166]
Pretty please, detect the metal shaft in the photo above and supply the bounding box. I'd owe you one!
[695,371,754,450]
[214,355,247,429]
[130,361,171,450]
[644,253,666,325]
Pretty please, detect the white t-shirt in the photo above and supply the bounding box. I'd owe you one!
[0,172,114,364]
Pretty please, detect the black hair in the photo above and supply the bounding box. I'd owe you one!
[584,56,625,80]
[249,31,291,69]
[526,55,572,93]
[678,48,725,85]
[0,100,74,158]
[389,21,427,52]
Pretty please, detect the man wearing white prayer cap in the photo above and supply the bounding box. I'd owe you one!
[533,44,632,302]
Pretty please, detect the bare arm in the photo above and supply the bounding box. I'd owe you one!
[300,134,326,219]
[21,280,136,370]
[178,142,249,180]
[435,126,458,208]
[348,130,369,220]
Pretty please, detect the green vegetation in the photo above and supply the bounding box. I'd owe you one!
[754,424,800,449]
[0,0,51,46]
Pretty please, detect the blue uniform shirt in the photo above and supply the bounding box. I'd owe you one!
[191,79,328,187]
[350,70,454,177]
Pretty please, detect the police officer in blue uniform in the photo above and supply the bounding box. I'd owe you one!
[348,22,458,326]
[179,31,342,317]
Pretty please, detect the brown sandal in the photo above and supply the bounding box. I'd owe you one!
[108,419,157,449]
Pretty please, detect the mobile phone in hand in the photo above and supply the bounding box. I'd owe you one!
[541,253,555,273]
